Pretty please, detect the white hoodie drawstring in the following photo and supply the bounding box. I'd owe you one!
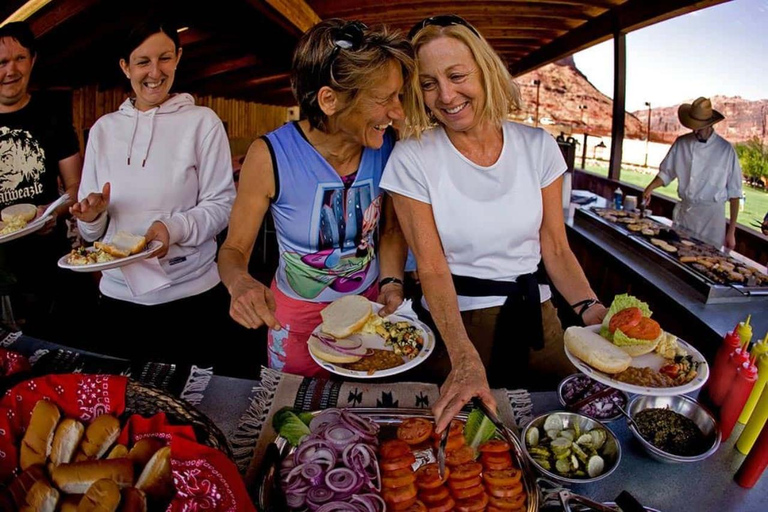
[126,112,139,165]
[142,111,157,167]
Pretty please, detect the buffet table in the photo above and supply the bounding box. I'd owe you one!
[4,333,766,511]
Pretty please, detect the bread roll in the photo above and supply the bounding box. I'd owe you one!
[78,415,120,460]
[620,338,661,357]
[51,419,85,466]
[127,439,164,469]
[564,326,632,374]
[320,295,372,338]
[94,232,146,258]
[51,459,134,494]
[107,445,129,460]
[21,400,61,470]
[307,335,364,364]
[135,447,173,501]
[2,203,37,222]
[119,488,147,512]
[77,479,121,512]
[57,495,82,512]
[24,480,59,512]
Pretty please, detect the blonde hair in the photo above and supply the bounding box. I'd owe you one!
[291,19,414,132]
[404,24,521,136]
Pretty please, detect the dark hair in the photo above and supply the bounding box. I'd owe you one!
[291,19,414,132]
[121,20,180,62]
[0,22,36,57]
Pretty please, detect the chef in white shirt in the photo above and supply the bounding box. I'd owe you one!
[643,97,742,249]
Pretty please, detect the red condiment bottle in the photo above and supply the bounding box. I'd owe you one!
[735,421,768,488]
[706,329,742,402]
[720,360,758,440]
[709,343,751,408]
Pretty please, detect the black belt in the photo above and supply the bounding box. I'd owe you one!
[451,272,544,352]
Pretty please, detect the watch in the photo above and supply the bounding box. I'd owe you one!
[379,277,404,288]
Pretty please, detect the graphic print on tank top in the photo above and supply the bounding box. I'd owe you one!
[282,177,381,299]
[0,127,47,206]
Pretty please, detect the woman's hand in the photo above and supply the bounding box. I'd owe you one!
[377,281,404,316]
[70,183,111,223]
[582,303,608,325]
[433,351,496,433]
[144,221,170,258]
[228,274,281,330]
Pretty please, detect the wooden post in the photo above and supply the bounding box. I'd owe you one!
[608,31,626,182]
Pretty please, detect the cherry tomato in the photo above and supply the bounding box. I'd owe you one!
[448,462,483,481]
[446,445,476,467]
[381,453,416,472]
[608,307,642,333]
[622,316,662,340]
[659,364,680,378]
[418,485,450,504]
[415,463,449,490]
[381,439,412,460]
[382,468,417,488]
[455,492,489,512]
[478,440,511,453]
[483,468,522,487]
[398,418,434,445]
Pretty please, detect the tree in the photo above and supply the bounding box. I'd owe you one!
[735,138,768,188]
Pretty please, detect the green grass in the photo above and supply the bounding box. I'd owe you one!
[584,165,768,233]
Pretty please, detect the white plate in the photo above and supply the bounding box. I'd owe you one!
[564,324,709,396]
[0,215,51,244]
[57,240,164,272]
[308,302,435,379]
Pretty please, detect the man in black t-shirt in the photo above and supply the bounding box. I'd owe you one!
[0,22,83,337]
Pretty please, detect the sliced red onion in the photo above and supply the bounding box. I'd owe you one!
[325,467,360,494]
[316,334,366,355]
[324,424,360,452]
[285,490,307,509]
[310,409,342,433]
[342,443,373,473]
[316,503,359,512]
[294,438,337,469]
[300,463,325,486]
[341,410,380,438]
[306,486,334,510]
[351,494,386,512]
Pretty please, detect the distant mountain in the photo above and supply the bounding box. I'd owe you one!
[512,58,767,145]
[630,96,768,144]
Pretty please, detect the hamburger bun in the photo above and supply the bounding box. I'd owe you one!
[51,419,85,466]
[564,326,632,374]
[21,400,62,470]
[307,335,366,364]
[2,203,37,223]
[320,295,372,339]
[24,480,59,512]
[618,336,662,357]
[94,232,146,258]
[77,478,121,512]
[77,415,121,460]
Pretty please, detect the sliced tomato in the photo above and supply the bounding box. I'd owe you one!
[455,492,489,512]
[390,497,418,511]
[483,468,522,487]
[478,440,511,453]
[381,453,416,472]
[400,500,427,512]
[481,452,512,470]
[444,434,466,452]
[415,463,449,489]
[432,420,464,440]
[398,418,434,445]
[448,461,483,481]
[489,493,526,510]
[446,445,476,467]
[608,307,642,333]
[380,439,412,460]
[419,486,450,504]
[425,497,455,512]
[451,483,485,500]
[622,316,662,340]
[448,475,482,491]
[382,483,418,504]
[382,468,417,488]
[487,482,523,498]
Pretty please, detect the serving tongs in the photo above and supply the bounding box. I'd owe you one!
[471,397,519,449]
[436,423,449,480]
[559,490,620,512]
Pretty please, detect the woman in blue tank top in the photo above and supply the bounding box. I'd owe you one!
[218,20,414,376]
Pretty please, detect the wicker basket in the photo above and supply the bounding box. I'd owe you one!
[123,380,232,458]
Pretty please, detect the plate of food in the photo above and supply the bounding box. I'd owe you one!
[307,295,435,378]
[563,294,708,396]
[0,203,52,243]
[58,231,163,272]
[263,407,538,512]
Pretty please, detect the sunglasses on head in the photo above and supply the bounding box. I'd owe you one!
[407,14,479,40]
[324,21,368,81]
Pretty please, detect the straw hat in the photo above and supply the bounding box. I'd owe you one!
[678,97,724,130]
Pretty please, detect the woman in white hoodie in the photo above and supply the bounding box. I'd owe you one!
[70,21,236,367]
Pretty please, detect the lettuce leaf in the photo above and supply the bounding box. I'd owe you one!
[272,407,311,446]
[464,409,497,449]
[601,294,653,341]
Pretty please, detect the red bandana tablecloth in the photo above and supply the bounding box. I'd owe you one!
[0,374,256,512]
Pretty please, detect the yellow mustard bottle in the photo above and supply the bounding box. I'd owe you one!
[736,352,768,454]
[739,335,768,425]
[738,315,753,348]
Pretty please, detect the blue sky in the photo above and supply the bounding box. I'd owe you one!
[573,0,768,112]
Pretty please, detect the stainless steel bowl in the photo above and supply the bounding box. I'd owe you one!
[521,411,621,484]
[626,394,720,463]
[557,374,629,422]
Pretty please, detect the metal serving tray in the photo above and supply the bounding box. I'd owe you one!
[254,407,541,512]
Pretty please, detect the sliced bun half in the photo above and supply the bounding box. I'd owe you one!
[618,334,663,357]
[565,326,632,374]
[320,295,373,339]
[2,203,37,223]
[94,232,146,258]
[308,335,365,364]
